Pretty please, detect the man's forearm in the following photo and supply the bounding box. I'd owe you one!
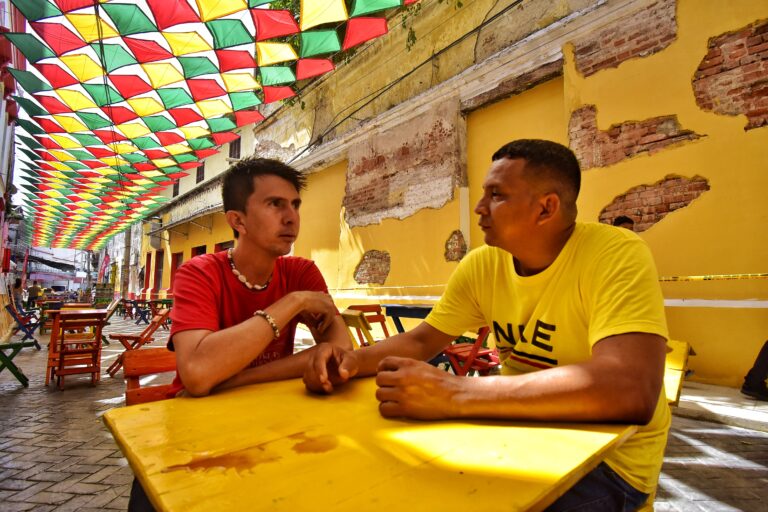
[213,317,352,393]
[450,362,661,423]
[355,323,455,377]
[212,347,317,392]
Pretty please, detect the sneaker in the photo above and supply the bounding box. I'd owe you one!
[741,383,768,401]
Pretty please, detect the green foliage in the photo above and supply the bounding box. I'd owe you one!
[402,1,463,52]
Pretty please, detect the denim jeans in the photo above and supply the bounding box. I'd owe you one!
[545,462,650,512]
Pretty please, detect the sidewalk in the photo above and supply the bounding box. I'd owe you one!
[676,381,768,433]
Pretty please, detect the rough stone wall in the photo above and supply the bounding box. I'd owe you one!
[444,230,467,262]
[353,250,390,285]
[693,19,768,130]
[572,0,677,77]
[344,100,463,227]
[568,105,704,169]
[598,175,710,232]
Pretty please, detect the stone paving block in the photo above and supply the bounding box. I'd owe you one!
[106,494,131,510]
[53,494,100,512]
[27,470,73,483]
[59,480,112,495]
[61,463,109,474]
[0,458,37,471]
[82,487,122,508]
[0,501,37,511]
[79,464,123,484]
[0,478,37,491]
[12,462,59,480]
[5,481,54,502]
[108,469,136,486]
[0,466,20,479]
[23,490,76,505]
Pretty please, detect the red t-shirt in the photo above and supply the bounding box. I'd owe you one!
[167,250,329,395]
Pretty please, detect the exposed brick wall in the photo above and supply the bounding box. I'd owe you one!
[353,250,390,285]
[344,100,463,227]
[569,105,704,169]
[598,175,710,232]
[444,230,467,262]
[572,0,677,77]
[693,19,768,131]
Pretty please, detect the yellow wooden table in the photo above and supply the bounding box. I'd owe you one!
[104,378,636,511]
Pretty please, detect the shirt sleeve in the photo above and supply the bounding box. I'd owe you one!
[290,258,330,294]
[425,249,487,337]
[168,260,221,350]
[585,237,669,346]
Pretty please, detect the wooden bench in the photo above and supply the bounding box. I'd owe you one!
[123,348,177,406]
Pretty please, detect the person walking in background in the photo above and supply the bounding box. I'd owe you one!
[11,278,29,315]
[26,280,41,309]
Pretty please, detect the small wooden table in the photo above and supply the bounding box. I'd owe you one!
[104,378,636,511]
[383,303,434,333]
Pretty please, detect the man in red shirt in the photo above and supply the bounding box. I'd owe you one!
[130,157,352,511]
[169,156,351,397]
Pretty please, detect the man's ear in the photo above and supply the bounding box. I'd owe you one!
[225,210,246,237]
[536,192,560,225]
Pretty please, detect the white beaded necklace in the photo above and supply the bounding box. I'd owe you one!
[227,248,272,291]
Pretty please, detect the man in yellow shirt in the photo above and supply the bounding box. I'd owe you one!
[304,139,670,511]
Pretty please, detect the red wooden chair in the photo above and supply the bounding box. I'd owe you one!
[123,348,177,406]
[347,304,391,344]
[107,308,171,377]
[443,327,500,376]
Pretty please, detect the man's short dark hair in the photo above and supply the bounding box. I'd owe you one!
[222,157,306,238]
[492,139,581,214]
[613,215,635,226]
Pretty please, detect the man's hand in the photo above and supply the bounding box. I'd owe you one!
[294,291,337,333]
[303,343,359,394]
[375,357,464,420]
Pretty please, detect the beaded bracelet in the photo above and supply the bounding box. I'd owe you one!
[253,310,280,340]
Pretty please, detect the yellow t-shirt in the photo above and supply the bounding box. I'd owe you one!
[426,222,671,493]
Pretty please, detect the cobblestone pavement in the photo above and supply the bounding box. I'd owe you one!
[2,316,768,511]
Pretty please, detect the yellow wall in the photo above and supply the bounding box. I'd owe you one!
[466,78,568,250]
[292,161,346,290]
[294,161,462,309]
[564,1,768,386]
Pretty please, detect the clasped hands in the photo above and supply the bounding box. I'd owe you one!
[303,344,462,420]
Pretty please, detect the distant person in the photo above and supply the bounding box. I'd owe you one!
[613,215,635,231]
[11,278,29,316]
[305,139,669,511]
[27,280,41,309]
[742,340,768,401]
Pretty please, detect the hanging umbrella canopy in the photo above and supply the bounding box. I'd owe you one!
[4,0,415,250]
